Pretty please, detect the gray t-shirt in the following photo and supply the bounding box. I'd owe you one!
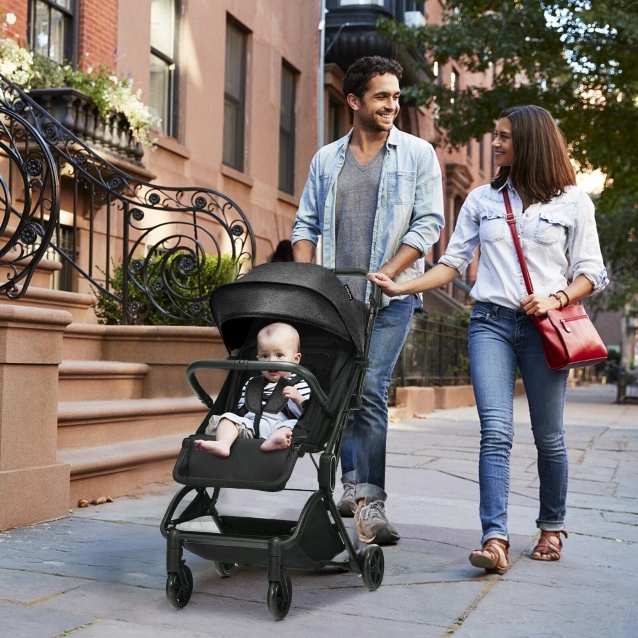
[335,144,385,302]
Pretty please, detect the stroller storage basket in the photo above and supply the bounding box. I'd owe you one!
[161,263,384,619]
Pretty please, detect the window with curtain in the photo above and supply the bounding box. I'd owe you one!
[223,18,248,172]
[279,62,297,195]
[150,0,179,138]
[28,0,77,64]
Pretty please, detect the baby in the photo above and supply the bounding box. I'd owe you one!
[194,322,310,456]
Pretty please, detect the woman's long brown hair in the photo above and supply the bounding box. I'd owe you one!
[491,105,576,203]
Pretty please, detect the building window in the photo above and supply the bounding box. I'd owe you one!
[223,18,248,172]
[466,140,472,161]
[28,0,77,65]
[479,135,485,173]
[327,99,344,144]
[279,62,297,195]
[150,0,179,138]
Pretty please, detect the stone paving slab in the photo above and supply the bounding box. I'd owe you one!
[0,602,93,638]
[0,568,93,605]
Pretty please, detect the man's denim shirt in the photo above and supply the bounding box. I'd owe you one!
[439,181,609,309]
[292,126,444,306]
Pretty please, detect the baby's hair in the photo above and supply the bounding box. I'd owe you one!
[257,322,300,352]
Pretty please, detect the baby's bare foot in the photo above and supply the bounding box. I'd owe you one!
[260,430,292,452]
[194,439,231,457]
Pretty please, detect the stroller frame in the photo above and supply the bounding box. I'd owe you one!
[160,267,383,619]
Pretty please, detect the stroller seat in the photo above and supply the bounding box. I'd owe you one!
[173,330,349,490]
[160,262,384,619]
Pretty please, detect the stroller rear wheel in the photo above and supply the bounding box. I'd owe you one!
[359,544,384,591]
[213,561,237,578]
[166,564,193,609]
[267,573,292,620]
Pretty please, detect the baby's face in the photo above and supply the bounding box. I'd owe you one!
[257,332,301,383]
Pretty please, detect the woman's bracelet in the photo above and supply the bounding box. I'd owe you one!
[557,289,570,306]
[550,290,570,309]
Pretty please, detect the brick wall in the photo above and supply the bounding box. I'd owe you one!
[0,1,118,70]
[1,0,28,43]
[78,0,118,70]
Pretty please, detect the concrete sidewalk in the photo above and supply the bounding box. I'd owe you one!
[1,385,636,637]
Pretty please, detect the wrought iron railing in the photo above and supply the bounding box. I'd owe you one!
[0,73,255,325]
[0,101,59,298]
[389,310,470,403]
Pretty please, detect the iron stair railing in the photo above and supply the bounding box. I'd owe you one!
[0,73,255,325]
[0,99,60,299]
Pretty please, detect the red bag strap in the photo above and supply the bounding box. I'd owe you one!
[503,189,535,295]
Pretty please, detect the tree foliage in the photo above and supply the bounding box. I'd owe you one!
[379,1,638,311]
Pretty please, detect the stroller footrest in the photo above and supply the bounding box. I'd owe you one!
[173,435,298,491]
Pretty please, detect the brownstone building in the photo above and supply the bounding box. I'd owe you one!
[0,0,492,529]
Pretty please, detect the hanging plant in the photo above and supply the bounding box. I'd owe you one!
[0,37,159,147]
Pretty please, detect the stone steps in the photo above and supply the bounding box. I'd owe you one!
[0,254,62,290]
[0,285,96,323]
[57,396,209,504]
[58,360,150,402]
[58,432,196,506]
[53,323,225,506]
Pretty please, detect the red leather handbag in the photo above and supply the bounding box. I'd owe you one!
[503,190,608,370]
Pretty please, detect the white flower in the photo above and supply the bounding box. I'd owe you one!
[0,38,35,86]
[6,13,17,25]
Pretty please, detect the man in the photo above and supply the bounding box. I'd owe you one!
[292,56,444,544]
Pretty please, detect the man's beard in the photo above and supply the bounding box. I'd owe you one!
[358,107,397,132]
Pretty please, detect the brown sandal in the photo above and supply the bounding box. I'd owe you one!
[469,538,509,574]
[530,530,568,561]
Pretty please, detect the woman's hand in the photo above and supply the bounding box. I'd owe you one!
[367,272,404,297]
[520,294,561,317]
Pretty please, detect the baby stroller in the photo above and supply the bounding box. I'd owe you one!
[160,262,384,619]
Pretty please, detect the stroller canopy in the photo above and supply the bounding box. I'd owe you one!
[210,262,368,353]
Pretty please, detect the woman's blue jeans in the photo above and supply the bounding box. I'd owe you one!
[469,302,569,545]
[340,295,416,503]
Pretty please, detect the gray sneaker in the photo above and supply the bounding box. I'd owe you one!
[355,500,400,545]
[336,483,357,517]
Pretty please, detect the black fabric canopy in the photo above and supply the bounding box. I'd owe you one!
[210,262,368,353]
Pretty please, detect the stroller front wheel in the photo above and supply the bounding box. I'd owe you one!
[214,561,237,578]
[166,564,193,609]
[359,544,384,591]
[267,573,292,620]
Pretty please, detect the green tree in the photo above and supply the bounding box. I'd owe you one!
[379,0,638,311]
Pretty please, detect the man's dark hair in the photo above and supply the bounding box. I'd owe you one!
[342,56,403,99]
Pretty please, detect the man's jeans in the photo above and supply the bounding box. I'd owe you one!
[469,302,569,545]
[341,295,416,503]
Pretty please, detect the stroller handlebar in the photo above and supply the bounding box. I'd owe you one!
[332,267,383,309]
[186,360,332,414]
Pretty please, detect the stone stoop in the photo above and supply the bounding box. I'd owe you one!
[0,255,62,290]
[0,285,97,323]
[58,360,150,402]
[58,397,209,505]
[56,324,225,507]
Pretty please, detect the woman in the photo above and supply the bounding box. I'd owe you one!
[369,105,608,574]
